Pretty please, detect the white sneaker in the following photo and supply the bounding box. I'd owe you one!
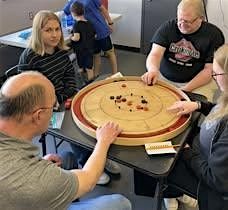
[96,172,110,185]
[177,194,198,208]
[163,198,178,210]
[105,159,121,174]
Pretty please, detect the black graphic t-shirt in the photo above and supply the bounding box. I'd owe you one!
[151,19,224,82]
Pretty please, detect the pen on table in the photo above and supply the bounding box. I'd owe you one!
[145,144,182,150]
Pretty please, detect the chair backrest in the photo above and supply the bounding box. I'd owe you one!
[0,64,31,88]
[4,66,20,78]
[183,90,208,103]
[5,64,30,78]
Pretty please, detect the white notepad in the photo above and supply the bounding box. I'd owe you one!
[105,72,123,79]
[49,111,65,129]
[145,141,177,155]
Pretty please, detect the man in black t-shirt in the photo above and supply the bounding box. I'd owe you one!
[141,0,224,101]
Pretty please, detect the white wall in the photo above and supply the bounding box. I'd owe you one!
[0,0,65,36]
[207,0,228,42]
[109,0,228,48]
[109,0,142,48]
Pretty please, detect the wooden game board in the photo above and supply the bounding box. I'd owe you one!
[72,76,191,146]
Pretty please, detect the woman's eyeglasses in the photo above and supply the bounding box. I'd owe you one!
[211,72,228,80]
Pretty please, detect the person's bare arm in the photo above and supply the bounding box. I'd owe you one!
[99,5,113,25]
[182,63,212,92]
[71,33,80,42]
[141,43,166,85]
[71,122,121,199]
[167,101,199,116]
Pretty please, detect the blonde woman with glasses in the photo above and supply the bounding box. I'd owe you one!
[136,44,228,210]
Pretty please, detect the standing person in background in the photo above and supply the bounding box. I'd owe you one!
[101,0,108,10]
[70,1,96,83]
[63,0,121,186]
[19,10,78,106]
[63,0,118,77]
[0,71,132,210]
[141,0,224,102]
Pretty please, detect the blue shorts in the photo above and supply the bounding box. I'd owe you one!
[94,36,113,54]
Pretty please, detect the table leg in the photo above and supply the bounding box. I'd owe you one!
[39,133,47,156]
[53,136,64,153]
[153,177,164,210]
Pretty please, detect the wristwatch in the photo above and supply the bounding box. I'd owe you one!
[196,101,201,110]
[108,22,114,25]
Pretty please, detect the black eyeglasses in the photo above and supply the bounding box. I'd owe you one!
[211,72,228,79]
[176,16,199,25]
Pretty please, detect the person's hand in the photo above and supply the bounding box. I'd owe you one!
[43,154,62,167]
[70,35,74,41]
[141,70,159,85]
[96,122,122,146]
[108,24,113,33]
[167,101,198,116]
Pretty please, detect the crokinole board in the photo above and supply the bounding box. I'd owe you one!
[72,76,191,146]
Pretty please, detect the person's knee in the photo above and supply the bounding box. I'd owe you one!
[59,151,78,170]
[104,47,115,57]
[110,194,132,210]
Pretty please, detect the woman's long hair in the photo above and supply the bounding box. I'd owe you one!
[29,10,68,56]
[206,44,228,121]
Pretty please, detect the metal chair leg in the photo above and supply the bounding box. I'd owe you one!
[39,133,47,156]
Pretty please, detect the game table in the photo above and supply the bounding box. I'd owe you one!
[71,76,192,146]
[39,77,203,210]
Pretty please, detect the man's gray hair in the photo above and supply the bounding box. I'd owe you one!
[178,0,205,17]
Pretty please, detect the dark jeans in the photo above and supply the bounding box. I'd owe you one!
[60,151,79,170]
[70,144,92,167]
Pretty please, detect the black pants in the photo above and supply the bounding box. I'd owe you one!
[134,154,198,199]
[70,143,91,167]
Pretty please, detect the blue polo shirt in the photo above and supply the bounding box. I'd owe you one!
[63,0,110,40]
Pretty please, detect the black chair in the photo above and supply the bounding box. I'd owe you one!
[183,90,208,103]
[0,64,30,86]
[0,64,24,87]
[4,65,21,78]
[4,64,33,78]
[0,45,24,86]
